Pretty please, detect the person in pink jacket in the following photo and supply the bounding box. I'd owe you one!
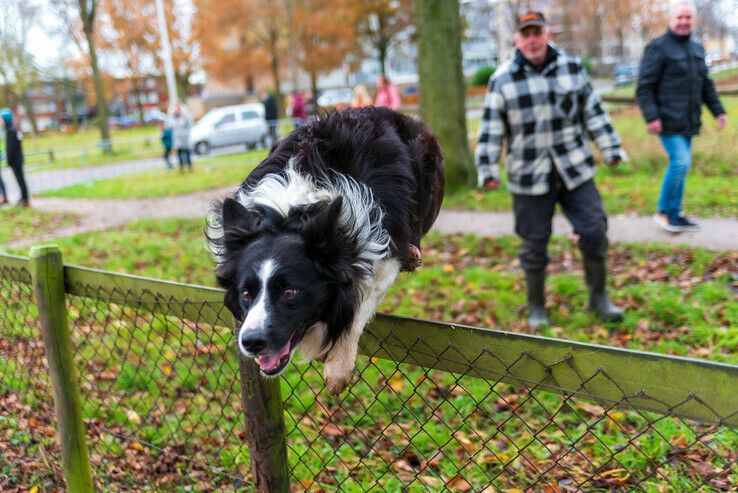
[374,75,401,109]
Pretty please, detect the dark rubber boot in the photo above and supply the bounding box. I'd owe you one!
[583,256,624,323]
[525,270,550,328]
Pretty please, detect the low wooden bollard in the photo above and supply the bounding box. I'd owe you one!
[236,317,290,493]
[29,245,94,492]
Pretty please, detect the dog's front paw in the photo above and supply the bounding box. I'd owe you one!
[323,355,355,396]
[402,245,423,271]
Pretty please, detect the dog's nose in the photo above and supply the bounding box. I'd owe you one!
[240,330,267,354]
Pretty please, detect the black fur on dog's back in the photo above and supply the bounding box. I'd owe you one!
[245,107,445,270]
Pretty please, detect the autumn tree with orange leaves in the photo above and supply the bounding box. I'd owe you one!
[293,0,357,97]
[354,0,413,76]
[102,0,157,122]
[554,0,667,65]
[193,0,358,111]
[193,0,274,96]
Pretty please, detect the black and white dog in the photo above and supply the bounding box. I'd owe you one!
[208,107,444,394]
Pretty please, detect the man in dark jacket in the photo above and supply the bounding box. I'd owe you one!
[261,91,278,145]
[636,1,727,233]
[1,108,30,207]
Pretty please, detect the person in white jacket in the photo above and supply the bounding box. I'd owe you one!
[170,104,193,172]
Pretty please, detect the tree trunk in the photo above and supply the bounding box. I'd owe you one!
[283,0,299,91]
[175,72,190,102]
[134,80,145,124]
[376,13,388,76]
[268,29,283,117]
[379,47,387,76]
[80,0,112,154]
[20,92,39,135]
[415,0,473,192]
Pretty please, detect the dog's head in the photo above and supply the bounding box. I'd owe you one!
[208,196,359,376]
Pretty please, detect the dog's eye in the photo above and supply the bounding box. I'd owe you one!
[242,290,253,302]
[281,288,298,300]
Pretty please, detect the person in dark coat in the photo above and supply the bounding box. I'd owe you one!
[290,91,307,129]
[160,121,173,169]
[261,91,278,145]
[636,1,727,233]
[0,139,7,206]
[1,108,30,207]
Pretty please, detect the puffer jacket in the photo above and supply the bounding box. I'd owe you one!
[636,30,724,135]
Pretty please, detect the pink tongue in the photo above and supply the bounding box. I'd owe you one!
[256,339,291,370]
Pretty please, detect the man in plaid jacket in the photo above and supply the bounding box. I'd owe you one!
[475,11,626,328]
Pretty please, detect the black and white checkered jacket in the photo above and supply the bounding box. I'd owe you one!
[475,47,627,195]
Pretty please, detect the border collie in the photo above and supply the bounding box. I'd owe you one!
[207,107,444,394]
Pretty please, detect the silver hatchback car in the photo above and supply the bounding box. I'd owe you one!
[190,103,270,155]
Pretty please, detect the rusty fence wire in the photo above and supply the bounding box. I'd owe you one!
[1,252,737,491]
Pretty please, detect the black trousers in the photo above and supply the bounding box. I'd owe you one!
[512,172,608,271]
[0,169,6,199]
[9,164,29,201]
[177,148,192,170]
[268,124,278,144]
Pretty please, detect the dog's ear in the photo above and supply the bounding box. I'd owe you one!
[222,197,258,233]
[300,197,345,259]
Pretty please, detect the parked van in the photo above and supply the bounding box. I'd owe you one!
[190,103,269,155]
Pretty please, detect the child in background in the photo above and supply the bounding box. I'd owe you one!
[161,121,173,170]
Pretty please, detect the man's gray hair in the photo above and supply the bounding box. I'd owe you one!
[670,1,695,17]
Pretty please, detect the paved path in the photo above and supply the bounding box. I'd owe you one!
[6,188,737,251]
[0,144,250,202]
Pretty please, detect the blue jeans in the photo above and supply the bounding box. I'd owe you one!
[658,135,692,220]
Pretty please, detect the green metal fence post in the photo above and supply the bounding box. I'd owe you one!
[236,318,290,492]
[29,245,94,492]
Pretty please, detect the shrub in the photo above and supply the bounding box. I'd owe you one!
[581,57,593,74]
[471,65,496,87]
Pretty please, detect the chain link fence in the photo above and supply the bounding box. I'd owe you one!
[284,336,738,491]
[66,282,248,490]
[1,251,736,491]
[0,258,63,488]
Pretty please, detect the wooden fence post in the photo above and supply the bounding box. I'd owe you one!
[236,319,290,492]
[29,245,94,492]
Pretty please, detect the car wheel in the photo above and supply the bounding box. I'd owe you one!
[195,141,209,155]
[246,141,257,151]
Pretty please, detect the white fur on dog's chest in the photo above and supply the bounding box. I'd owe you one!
[236,160,391,274]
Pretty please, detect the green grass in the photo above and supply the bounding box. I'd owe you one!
[2,220,736,490]
[39,150,266,199]
[22,125,161,172]
[0,207,79,245]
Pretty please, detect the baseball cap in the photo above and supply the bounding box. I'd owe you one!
[517,11,546,31]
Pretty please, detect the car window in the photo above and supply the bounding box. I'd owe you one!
[217,113,236,125]
[241,111,260,120]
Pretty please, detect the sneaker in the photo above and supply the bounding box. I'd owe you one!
[653,213,682,233]
[674,215,700,232]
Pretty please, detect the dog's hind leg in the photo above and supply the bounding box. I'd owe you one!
[323,258,401,395]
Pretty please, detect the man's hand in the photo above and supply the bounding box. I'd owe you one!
[482,178,501,191]
[646,119,662,134]
[717,114,727,131]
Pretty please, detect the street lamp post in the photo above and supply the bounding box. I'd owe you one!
[155,0,179,109]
